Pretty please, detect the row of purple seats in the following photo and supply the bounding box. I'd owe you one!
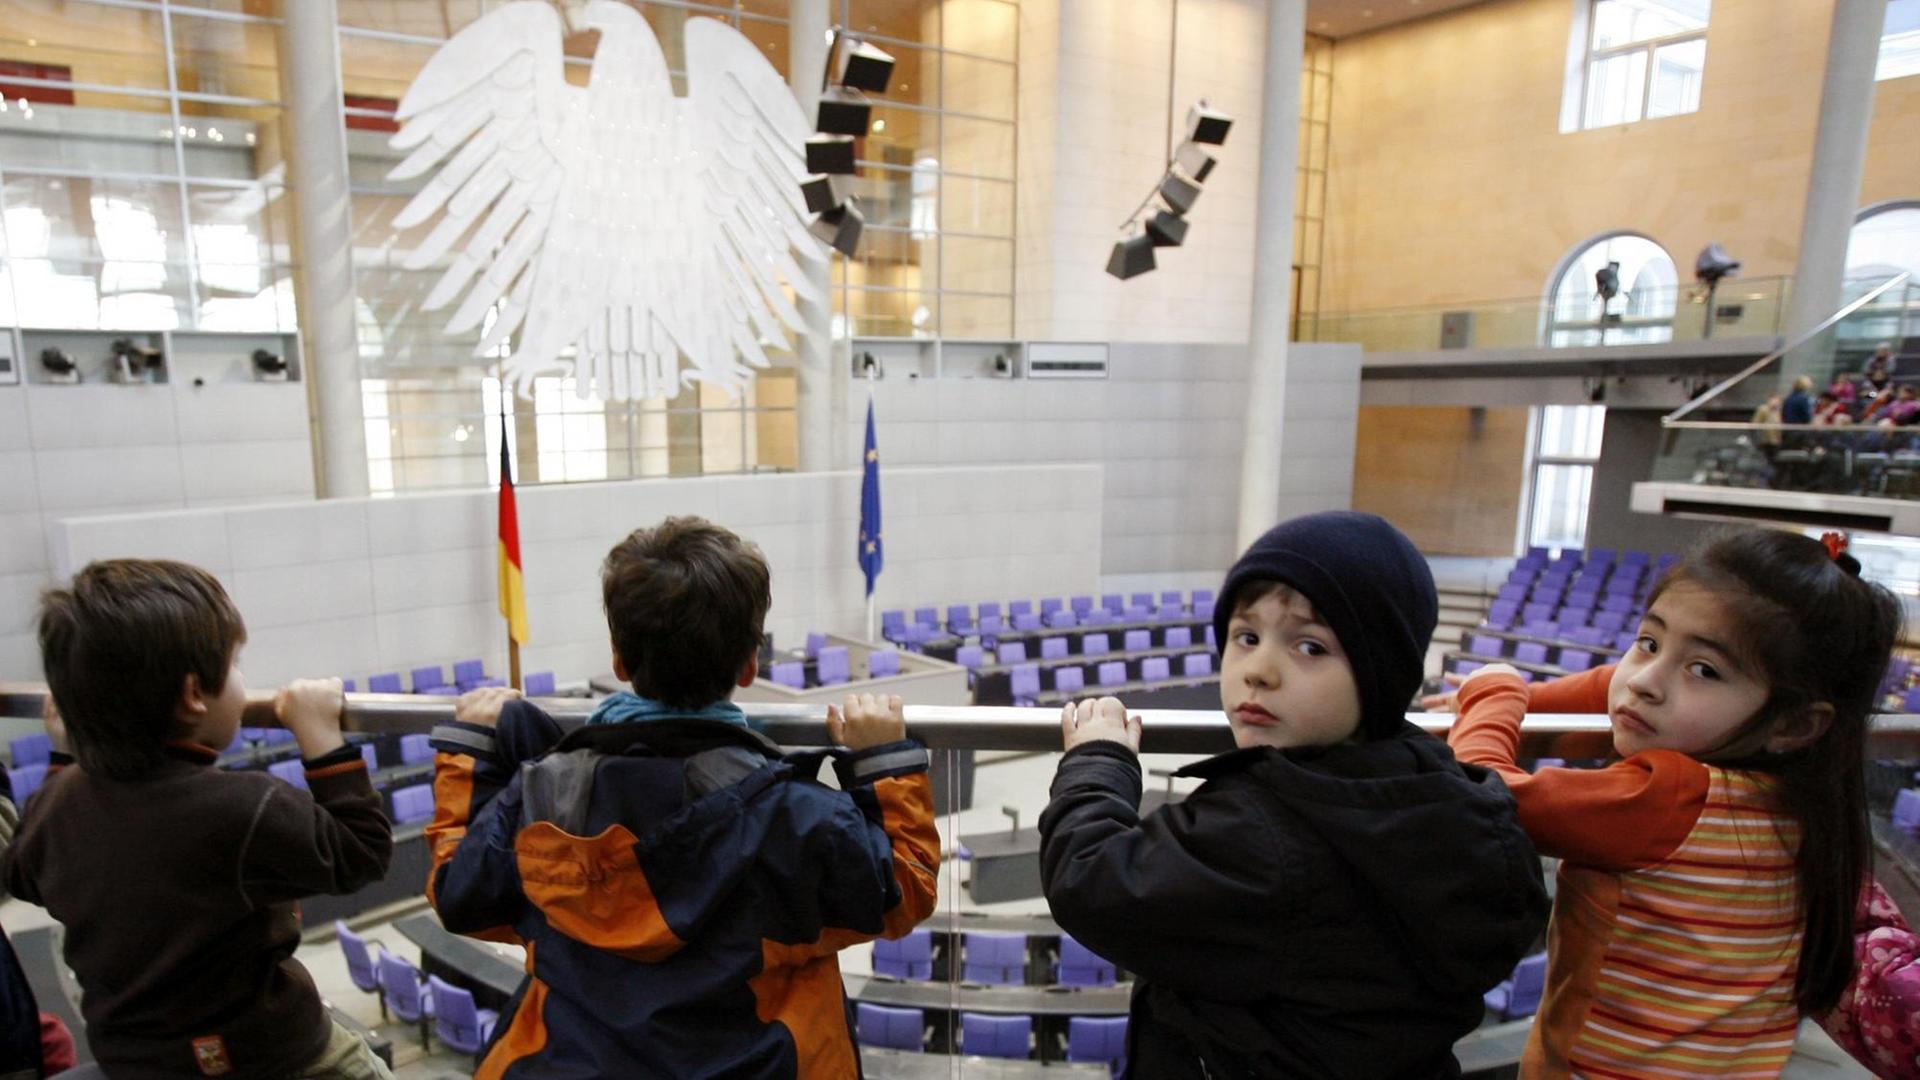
[1462,634,1605,673]
[883,590,1218,641]
[361,661,546,697]
[7,763,47,806]
[873,930,1118,988]
[1010,654,1215,704]
[768,646,902,690]
[8,734,49,769]
[335,925,496,1060]
[856,1007,1125,1073]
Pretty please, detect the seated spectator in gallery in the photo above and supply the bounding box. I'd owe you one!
[1875,385,1920,428]
[1782,376,1816,425]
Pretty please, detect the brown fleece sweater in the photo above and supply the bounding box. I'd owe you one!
[1,741,391,1079]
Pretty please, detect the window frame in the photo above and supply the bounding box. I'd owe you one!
[1576,0,1709,130]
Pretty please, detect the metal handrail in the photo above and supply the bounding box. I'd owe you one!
[1665,271,1913,424]
[7,683,1920,758]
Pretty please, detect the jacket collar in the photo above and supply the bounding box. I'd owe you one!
[163,740,222,766]
[552,716,783,761]
[1172,720,1435,780]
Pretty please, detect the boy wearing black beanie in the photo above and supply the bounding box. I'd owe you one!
[1039,511,1548,1078]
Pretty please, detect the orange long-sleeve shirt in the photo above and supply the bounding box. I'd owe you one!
[1450,668,1804,1078]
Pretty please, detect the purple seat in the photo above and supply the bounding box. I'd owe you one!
[377,950,434,1046]
[963,932,1025,985]
[1522,602,1554,623]
[411,666,447,694]
[1486,600,1520,626]
[1614,631,1638,652]
[956,645,985,670]
[873,929,934,980]
[1141,657,1171,682]
[1453,659,1485,676]
[399,733,433,766]
[1129,592,1153,609]
[268,759,308,790]
[998,643,1028,666]
[368,672,403,694]
[1600,594,1634,614]
[1097,661,1127,687]
[1182,653,1212,678]
[912,607,938,629]
[1066,1015,1129,1074]
[1010,664,1042,707]
[1008,600,1033,618]
[978,615,1005,637]
[1046,609,1078,629]
[1894,790,1920,833]
[818,646,851,686]
[1013,613,1042,632]
[1081,633,1111,656]
[1123,629,1150,653]
[805,632,829,659]
[978,601,1002,621]
[334,920,386,1018]
[1513,641,1550,666]
[1101,594,1124,614]
[1193,599,1215,623]
[856,1002,925,1051]
[961,1013,1032,1060]
[1040,637,1070,660]
[524,671,556,696]
[1557,607,1591,628]
[1905,688,1920,714]
[452,659,487,688]
[341,678,356,693]
[770,661,806,689]
[1070,595,1095,615]
[1054,666,1086,696]
[1056,933,1116,986]
[1558,649,1594,673]
[881,610,906,634]
[1040,598,1063,616]
[947,605,974,633]
[391,783,434,824]
[10,734,49,768]
[1191,588,1214,607]
[1466,634,1503,658]
[868,649,901,678]
[427,975,498,1063]
[1165,627,1193,649]
[1082,610,1117,627]
[1592,610,1629,632]
[1484,952,1548,1021]
[1123,605,1152,621]
[8,764,47,806]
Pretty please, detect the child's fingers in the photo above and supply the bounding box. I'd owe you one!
[1443,673,1465,687]
[887,693,903,720]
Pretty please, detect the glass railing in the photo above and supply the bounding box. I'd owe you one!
[1301,276,1792,353]
[3,681,1918,1077]
[1655,272,1919,501]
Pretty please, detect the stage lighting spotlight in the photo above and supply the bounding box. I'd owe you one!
[111,337,163,368]
[1694,243,1741,285]
[1158,169,1202,215]
[805,134,857,175]
[1145,208,1189,247]
[251,348,289,378]
[1185,102,1234,146]
[810,198,865,256]
[1174,141,1216,184]
[1105,231,1156,280]
[816,86,872,136]
[1594,261,1620,301]
[39,347,76,378]
[800,173,854,215]
[834,35,895,94]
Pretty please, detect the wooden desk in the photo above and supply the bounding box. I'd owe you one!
[860,1046,1110,1078]
[392,911,525,1005]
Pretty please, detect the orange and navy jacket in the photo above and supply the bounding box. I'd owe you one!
[1450,667,1804,1078]
[426,700,939,1080]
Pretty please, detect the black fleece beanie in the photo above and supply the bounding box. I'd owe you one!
[1212,511,1438,740]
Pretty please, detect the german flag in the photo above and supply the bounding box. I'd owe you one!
[497,410,529,645]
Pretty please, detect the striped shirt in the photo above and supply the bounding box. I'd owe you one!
[1451,667,1803,1079]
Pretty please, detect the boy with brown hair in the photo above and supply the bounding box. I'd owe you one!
[427,515,939,1078]
[6,559,394,1079]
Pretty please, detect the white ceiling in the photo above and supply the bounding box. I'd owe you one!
[1303,0,1493,40]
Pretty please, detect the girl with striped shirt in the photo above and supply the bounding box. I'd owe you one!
[1443,529,1897,1077]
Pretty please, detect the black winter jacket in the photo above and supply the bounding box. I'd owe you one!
[1038,722,1549,1079]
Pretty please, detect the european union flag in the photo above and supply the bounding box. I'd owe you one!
[859,397,883,597]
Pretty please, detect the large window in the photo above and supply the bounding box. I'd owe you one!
[1575,0,1709,130]
[1546,233,1678,346]
[1527,405,1606,552]
[1881,0,1920,82]
[0,1,294,335]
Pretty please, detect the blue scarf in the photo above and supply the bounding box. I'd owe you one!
[587,691,753,730]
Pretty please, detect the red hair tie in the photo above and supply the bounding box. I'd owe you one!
[1821,531,1849,561]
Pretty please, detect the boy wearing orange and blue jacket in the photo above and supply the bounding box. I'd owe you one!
[426,516,939,1079]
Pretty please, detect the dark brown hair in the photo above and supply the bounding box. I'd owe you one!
[1650,528,1899,1013]
[601,516,771,710]
[38,559,246,780]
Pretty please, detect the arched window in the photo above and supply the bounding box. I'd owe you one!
[1847,201,1920,281]
[1545,233,1678,346]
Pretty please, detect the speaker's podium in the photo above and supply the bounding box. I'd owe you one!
[734,634,975,817]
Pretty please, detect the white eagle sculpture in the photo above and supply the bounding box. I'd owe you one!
[387,1,828,401]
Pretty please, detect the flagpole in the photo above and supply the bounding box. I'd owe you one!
[864,365,877,642]
[499,369,523,692]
